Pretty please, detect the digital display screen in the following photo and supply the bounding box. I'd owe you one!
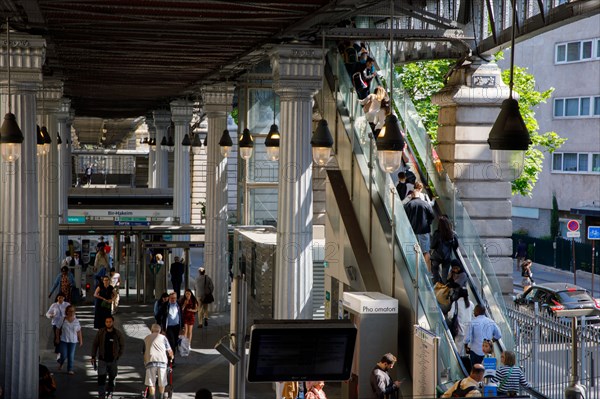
[247,321,357,382]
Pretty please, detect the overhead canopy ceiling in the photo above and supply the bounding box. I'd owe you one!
[1,0,596,146]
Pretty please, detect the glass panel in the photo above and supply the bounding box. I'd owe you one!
[565,98,579,116]
[597,40,600,58]
[556,44,566,62]
[580,97,590,116]
[582,41,592,59]
[247,89,279,183]
[248,188,278,225]
[552,153,562,171]
[563,153,577,171]
[594,97,600,116]
[566,42,580,62]
[592,154,600,172]
[578,154,588,172]
[554,99,564,117]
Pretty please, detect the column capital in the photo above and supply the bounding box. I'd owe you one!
[55,98,72,123]
[0,30,46,84]
[170,99,193,124]
[270,44,323,99]
[203,84,234,116]
[152,109,172,130]
[433,58,510,107]
[37,79,64,114]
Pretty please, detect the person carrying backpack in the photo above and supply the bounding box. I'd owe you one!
[441,363,485,397]
[430,215,459,284]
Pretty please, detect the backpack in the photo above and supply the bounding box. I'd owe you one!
[451,378,477,397]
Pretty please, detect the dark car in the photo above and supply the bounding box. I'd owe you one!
[514,283,600,319]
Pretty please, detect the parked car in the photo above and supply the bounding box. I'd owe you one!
[514,283,600,320]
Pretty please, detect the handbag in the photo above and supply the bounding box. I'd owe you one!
[100,300,112,309]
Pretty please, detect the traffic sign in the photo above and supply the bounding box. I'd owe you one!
[567,231,580,238]
[588,226,600,240]
[567,220,580,232]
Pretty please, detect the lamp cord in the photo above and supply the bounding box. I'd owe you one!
[509,0,517,99]
[6,17,11,113]
[389,0,394,106]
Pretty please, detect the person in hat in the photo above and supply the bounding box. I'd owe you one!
[194,267,214,328]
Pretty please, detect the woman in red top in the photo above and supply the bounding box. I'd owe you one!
[179,289,199,342]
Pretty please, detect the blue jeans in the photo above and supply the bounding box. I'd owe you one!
[59,341,77,372]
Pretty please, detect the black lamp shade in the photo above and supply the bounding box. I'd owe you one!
[167,135,174,147]
[488,98,531,151]
[375,114,404,152]
[0,112,24,144]
[181,133,191,146]
[41,126,52,144]
[310,119,333,148]
[160,136,167,147]
[37,125,45,145]
[57,133,62,145]
[239,128,254,148]
[219,129,233,147]
[265,124,280,148]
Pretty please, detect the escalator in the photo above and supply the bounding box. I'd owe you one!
[321,42,517,393]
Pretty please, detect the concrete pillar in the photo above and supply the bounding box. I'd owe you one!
[203,85,234,313]
[270,45,322,319]
[0,29,45,399]
[146,113,157,188]
[432,59,514,294]
[152,109,171,189]
[56,99,72,259]
[37,80,64,313]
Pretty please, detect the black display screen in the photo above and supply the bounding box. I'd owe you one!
[247,320,357,382]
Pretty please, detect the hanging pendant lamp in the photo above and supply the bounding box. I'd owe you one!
[311,32,333,166]
[265,123,280,161]
[239,128,254,160]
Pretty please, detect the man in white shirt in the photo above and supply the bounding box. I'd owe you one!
[143,324,174,399]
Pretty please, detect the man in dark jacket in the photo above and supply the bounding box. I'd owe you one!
[91,315,125,399]
[158,292,183,364]
[404,182,435,271]
[169,256,185,299]
[370,353,403,399]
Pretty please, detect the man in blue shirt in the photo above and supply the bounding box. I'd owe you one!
[465,304,502,367]
[158,292,182,365]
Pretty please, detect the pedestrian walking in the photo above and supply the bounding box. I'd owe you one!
[521,259,533,292]
[45,293,70,361]
[464,305,502,367]
[93,276,115,329]
[179,289,199,344]
[91,315,124,399]
[109,268,121,314]
[170,256,185,299]
[55,305,83,375]
[195,267,214,328]
[154,292,169,325]
[143,324,174,399]
[370,353,403,399]
[306,381,328,399]
[514,239,527,270]
[403,182,435,272]
[49,266,76,304]
[158,292,183,365]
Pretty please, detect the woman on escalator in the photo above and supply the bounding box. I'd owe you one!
[446,259,467,289]
[448,288,473,356]
[430,215,459,284]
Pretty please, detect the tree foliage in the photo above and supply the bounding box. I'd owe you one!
[397,55,566,196]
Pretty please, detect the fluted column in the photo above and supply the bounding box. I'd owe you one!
[0,30,45,399]
[152,109,171,189]
[37,80,64,313]
[56,99,72,259]
[170,99,193,257]
[146,114,157,187]
[203,85,234,312]
[270,45,322,319]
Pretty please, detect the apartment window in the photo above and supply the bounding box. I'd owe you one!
[556,39,598,64]
[553,152,600,173]
[554,96,600,118]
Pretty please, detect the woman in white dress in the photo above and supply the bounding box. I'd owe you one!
[448,288,474,356]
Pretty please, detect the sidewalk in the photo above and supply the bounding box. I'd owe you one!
[40,296,278,398]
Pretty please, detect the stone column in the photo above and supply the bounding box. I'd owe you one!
[37,80,64,313]
[0,30,45,399]
[170,99,193,256]
[432,58,514,294]
[270,45,322,319]
[56,98,72,259]
[203,85,234,312]
[152,109,171,189]
[146,113,157,188]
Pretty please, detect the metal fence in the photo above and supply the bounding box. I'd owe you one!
[506,302,600,398]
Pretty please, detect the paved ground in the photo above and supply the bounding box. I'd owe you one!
[40,297,287,399]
